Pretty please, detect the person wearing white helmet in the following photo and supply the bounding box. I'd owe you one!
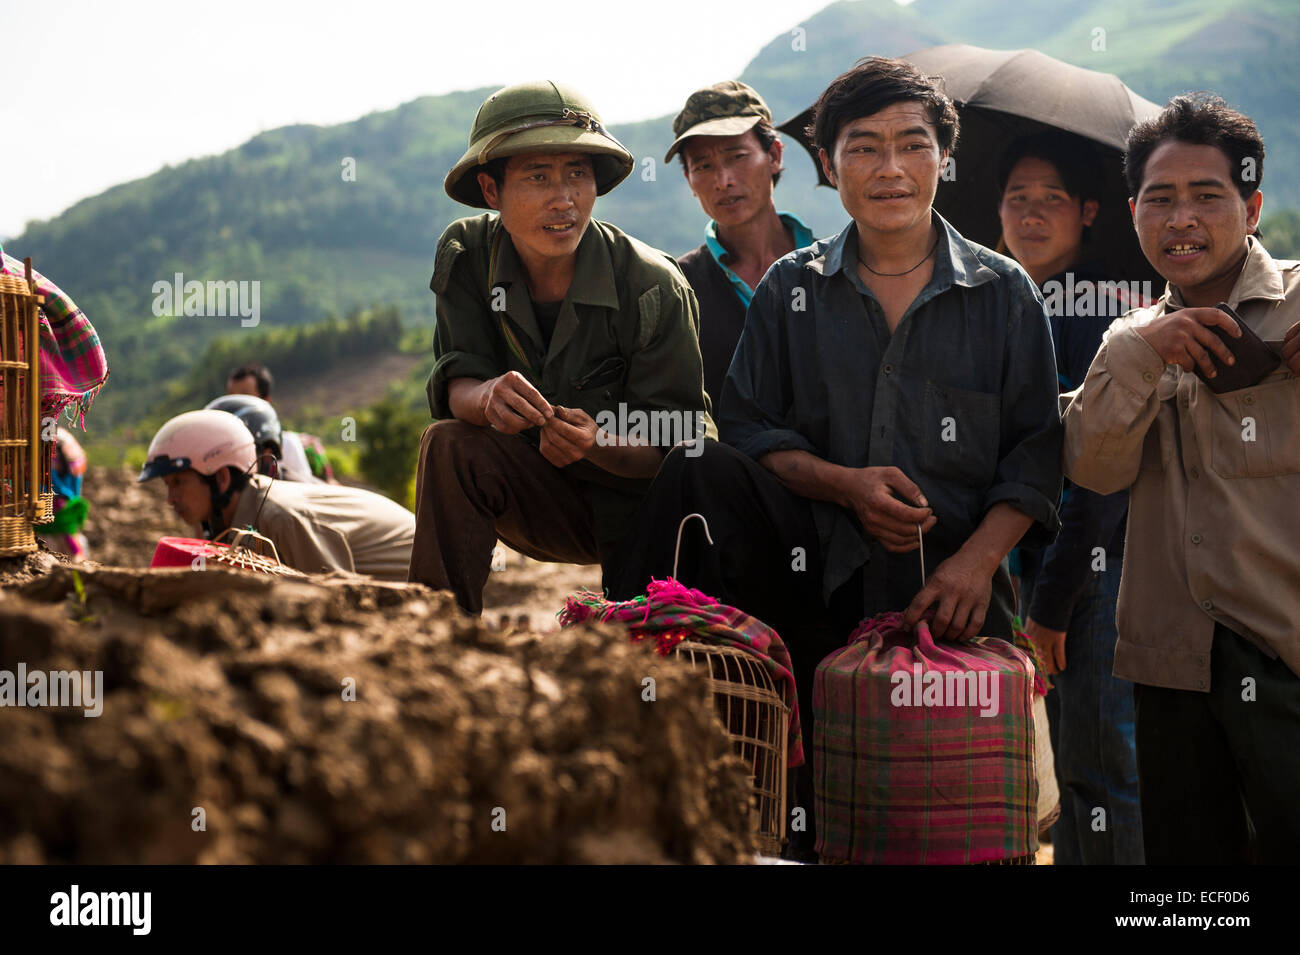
[139,410,416,580]
[138,409,258,538]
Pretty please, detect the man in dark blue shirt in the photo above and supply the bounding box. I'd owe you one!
[607,57,1063,859]
[997,133,1142,865]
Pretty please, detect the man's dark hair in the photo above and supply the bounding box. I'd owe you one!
[481,156,509,187]
[998,132,1103,242]
[1125,92,1265,200]
[677,120,785,187]
[806,57,959,173]
[228,363,273,400]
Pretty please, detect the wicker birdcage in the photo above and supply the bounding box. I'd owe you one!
[672,639,790,857]
[0,266,44,557]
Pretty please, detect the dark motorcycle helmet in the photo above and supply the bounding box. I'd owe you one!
[204,394,283,457]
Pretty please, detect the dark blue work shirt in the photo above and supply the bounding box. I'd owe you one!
[719,212,1063,638]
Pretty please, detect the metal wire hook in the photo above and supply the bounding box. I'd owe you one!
[917,522,926,590]
[673,512,714,581]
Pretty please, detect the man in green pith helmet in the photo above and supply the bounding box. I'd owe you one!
[409,80,715,614]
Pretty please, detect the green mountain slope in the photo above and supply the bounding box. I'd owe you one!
[8,0,1297,436]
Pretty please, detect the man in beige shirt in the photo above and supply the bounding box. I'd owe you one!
[140,410,414,581]
[1063,94,1300,864]
[227,475,414,581]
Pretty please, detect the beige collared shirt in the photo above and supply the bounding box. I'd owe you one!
[1063,237,1300,691]
[229,475,415,581]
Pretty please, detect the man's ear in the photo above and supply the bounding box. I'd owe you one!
[1129,197,1137,223]
[1081,198,1100,228]
[1246,190,1263,234]
[477,171,502,211]
[818,147,837,188]
[214,468,231,494]
[768,137,785,171]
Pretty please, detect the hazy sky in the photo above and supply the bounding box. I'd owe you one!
[0,0,879,238]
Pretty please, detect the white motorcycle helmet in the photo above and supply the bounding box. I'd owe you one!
[138,410,257,482]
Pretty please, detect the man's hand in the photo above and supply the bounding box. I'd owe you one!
[481,371,553,434]
[1282,320,1300,376]
[538,405,598,467]
[840,466,935,553]
[1136,306,1241,379]
[902,547,993,640]
[1024,617,1067,675]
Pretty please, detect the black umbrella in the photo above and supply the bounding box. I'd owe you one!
[778,44,1164,286]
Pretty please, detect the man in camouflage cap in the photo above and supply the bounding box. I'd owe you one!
[667,80,814,408]
[409,80,715,614]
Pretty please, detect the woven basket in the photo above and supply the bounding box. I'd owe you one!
[0,515,36,557]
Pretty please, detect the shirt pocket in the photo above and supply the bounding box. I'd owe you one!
[1209,374,1300,478]
[918,380,1002,487]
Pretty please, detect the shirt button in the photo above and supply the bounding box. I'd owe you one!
[1143,371,1156,382]
[1201,599,1214,611]
[1198,679,1207,689]
[1191,533,1203,544]
[1181,397,1190,409]
[1244,394,1255,405]
[1197,655,1207,665]
[1190,466,1200,479]
[883,363,893,375]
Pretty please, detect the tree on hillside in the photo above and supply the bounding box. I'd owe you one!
[357,394,426,510]
[1260,210,1300,260]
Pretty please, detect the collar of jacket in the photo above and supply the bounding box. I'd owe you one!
[806,209,1000,292]
[489,218,621,310]
[1165,235,1287,311]
[487,218,621,365]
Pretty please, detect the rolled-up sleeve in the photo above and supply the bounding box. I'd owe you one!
[719,270,820,460]
[427,236,505,420]
[1061,320,1166,495]
[984,276,1063,549]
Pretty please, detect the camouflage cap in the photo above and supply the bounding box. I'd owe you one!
[445,81,634,208]
[665,80,773,163]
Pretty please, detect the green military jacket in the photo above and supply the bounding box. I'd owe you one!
[428,212,715,544]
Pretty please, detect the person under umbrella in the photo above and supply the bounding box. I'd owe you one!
[778,44,1163,287]
[996,132,1143,865]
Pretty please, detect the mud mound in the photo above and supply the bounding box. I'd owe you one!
[79,465,600,629]
[0,566,754,864]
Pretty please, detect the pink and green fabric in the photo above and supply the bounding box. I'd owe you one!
[559,577,804,767]
[814,612,1038,864]
[0,245,109,426]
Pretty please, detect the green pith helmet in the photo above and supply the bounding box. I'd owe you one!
[444,81,635,208]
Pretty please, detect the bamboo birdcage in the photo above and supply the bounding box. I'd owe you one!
[666,513,790,857]
[0,262,47,557]
[672,639,790,857]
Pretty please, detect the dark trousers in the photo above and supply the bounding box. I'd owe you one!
[408,420,602,614]
[605,441,865,860]
[1134,623,1300,864]
[1023,560,1144,864]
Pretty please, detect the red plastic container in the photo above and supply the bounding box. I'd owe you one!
[150,536,231,569]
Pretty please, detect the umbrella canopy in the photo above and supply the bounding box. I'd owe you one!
[778,44,1165,285]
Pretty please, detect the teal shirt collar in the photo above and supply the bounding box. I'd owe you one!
[705,211,814,308]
